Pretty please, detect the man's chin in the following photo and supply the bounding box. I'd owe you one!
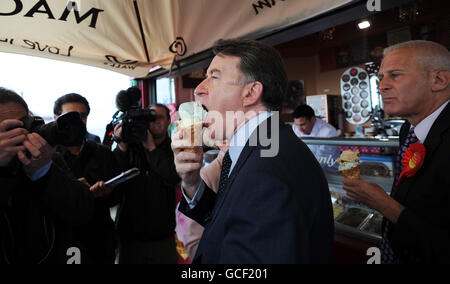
[384,107,402,118]
[151,132,166,139]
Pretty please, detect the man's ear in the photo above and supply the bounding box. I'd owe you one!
[242,81,263,108]
[54,115,59,120]
[430,70,449,92]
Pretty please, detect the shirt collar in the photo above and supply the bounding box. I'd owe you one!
[414,100,449,143]
[228,111,272,175]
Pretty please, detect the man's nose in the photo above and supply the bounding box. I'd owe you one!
[194,78,209,98]
[378,77,390,94]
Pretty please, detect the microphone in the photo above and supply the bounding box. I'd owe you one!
[115,87,142,111]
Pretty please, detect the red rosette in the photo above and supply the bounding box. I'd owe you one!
[397,143,426,186]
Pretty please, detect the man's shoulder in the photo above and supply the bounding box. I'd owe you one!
[86,132,101,143]
[248,123,312,162]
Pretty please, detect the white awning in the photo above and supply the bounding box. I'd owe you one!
[0,0,352,78]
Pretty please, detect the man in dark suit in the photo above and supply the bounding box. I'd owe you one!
[172,39,334,264]
[343,40,450,263]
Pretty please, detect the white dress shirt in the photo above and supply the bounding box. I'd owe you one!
[413,100,450,143]
[292,118,338,138]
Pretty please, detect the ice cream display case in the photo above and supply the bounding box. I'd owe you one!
[302,137,398,245]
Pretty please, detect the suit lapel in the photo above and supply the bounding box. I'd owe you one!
[423,102,450,156]
[207,134,257,226]
[395,102,450,201]
[195,127,258,262]
[207,116,278,226]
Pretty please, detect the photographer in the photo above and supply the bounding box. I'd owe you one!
[51,93,120,264]
[0,87,94,264]
[53,93,101,144]
[112,87,180,264]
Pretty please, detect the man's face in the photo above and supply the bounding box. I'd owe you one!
[378,48,431,119]
[0,102,27,123]
[58,102,88,125]
[194,54,247,140]
[149,106,170,139]
[294,117,315,135]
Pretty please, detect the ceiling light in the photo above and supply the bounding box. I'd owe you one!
[358,20,371,30]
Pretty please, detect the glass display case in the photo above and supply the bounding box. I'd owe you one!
[302,137,399,245]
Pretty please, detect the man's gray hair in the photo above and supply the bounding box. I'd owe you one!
[384,40,450,72]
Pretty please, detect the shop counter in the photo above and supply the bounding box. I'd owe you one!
[302,137,399,263]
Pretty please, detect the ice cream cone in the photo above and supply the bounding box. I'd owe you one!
[337,150,360,179]
[341,164,360,179]
[178,102,208,154]
[182,123,203,154]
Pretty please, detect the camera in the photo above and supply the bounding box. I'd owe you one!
[19,112,87,147]
[111,87,157,145]
[112,108,157,144]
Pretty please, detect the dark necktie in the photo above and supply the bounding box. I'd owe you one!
[381,126,418,264]
[218,151,232,197]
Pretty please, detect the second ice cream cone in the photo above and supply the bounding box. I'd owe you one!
[341,164,360,179]
[337,150,361,179]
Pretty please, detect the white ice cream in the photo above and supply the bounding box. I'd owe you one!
[178,101,207,128]
[338,162,359,171]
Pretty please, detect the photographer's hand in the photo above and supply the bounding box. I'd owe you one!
[0,119,28,165]
[90,181,115,199]
[113,123,128,152]
[142,129,156,152]
[78,177,91,188]
[17,133,55,178]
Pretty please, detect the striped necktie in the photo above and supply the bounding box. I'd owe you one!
[381,126,418,264]
[217,151,232,197]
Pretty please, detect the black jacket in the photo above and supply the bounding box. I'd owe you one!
[0,162,94,264]
[386,102,450,263]
[113,137,180,241]
[52,141,120,264]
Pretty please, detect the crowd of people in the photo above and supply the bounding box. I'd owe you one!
[0,86,180,264]
[0,38,449,264]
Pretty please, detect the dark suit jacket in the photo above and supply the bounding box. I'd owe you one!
[113,137,180,241]
[179,117,334,264]
[53,141,120,264]
[0,163,95,264]
[387,102,450,263]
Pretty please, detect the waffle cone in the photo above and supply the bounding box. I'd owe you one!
[182,123,203,153]
[342,164,360,179]
[184,147,202,154]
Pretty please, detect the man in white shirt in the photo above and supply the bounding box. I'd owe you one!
[292,104,338,138]
[342,40,450,263]
[292,104,339,172]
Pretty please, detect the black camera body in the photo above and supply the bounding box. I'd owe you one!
[20,112,86,147]
[113,108,156,144]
